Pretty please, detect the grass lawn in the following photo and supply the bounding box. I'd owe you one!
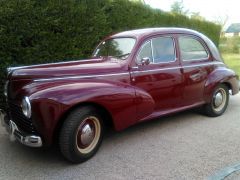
[222,53,240,76]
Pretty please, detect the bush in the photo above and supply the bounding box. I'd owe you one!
[219,37,240,54]
[0,0,221,109]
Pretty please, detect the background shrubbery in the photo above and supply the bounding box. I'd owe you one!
[219,37,240,54]
[0,0,221,109]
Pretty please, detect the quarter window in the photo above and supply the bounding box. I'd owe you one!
[137,41,153,63]
[179,36,208,61]
[152,37,175,63]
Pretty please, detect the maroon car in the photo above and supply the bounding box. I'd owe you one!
[0,28,239,163]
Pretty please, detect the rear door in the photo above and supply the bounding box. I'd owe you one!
[178,35,213,105]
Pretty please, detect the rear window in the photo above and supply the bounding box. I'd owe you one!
[179,36,208,61]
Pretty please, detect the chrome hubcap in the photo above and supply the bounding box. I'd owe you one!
[80,124,95,147]
[76,116,101,154]
[214,92,223,107]
[212,88,227,112]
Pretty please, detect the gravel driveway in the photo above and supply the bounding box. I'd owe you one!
[0,94,240,180]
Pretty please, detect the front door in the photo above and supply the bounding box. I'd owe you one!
[130,35,183,120]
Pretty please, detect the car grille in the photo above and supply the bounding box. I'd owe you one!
[8,101,36,133]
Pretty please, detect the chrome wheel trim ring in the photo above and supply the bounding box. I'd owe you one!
[76,116,101,154]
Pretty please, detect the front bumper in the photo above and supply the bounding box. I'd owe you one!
[0,109,42,147]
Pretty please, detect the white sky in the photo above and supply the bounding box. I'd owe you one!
[144,0,240,28]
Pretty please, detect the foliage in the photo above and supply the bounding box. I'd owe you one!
[0,0,221,109]
[191,12,205,21]
[219,37,240,54]
[222,53,240,76]
[170,0,189,15]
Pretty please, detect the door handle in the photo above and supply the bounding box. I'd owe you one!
[190,73,201,81]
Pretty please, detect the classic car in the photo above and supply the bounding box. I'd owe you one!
[0,28,239,163]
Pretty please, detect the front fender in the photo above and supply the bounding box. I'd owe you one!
[204,67,239,102]
[26,79,136,145]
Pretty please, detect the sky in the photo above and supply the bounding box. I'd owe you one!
[144,0,240,29]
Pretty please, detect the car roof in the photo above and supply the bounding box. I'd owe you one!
[110,27,223,62]
[111,27,202,39]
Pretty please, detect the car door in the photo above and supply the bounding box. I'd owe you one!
[130,35,183,119]
[178,35,213,105]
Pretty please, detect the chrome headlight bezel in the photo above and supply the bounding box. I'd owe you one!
[21,96,32,118]
[4,81,9,97]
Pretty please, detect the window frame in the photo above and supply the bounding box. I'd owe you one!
[178,35,210,62]
[136,35,177,65]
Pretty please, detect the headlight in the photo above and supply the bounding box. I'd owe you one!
[4,81,9,97]
[21,96,31,118]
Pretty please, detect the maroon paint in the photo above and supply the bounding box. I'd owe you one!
[6,28,239,146]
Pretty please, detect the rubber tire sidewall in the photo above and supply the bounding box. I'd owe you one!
[204,84,229,117]
[59,106,104,163]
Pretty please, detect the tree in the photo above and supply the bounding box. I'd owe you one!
[170,0,189,15]
[191,12,205,21]
[129,0,145,4]
[213,15,229,31]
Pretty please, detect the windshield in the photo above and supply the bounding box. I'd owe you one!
[93,38,136,60]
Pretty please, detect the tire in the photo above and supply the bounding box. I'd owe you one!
[203,84,229,117]
[59,106,104,163]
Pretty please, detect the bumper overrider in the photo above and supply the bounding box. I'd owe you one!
[0,109,42,147]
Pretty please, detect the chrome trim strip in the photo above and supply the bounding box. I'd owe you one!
[34,72,130,82]
[150,39,154,62]
[131,66,181,73]
[131,66,139,70]
[7,59,101,72]
[183,62,224,68]
[33,62,224,82]
[131,62,224,74]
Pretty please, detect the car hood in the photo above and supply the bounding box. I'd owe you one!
[9,58,125,80]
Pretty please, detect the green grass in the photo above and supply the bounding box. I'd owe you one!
[222,53,240,76]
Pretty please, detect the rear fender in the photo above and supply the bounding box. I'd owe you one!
[204,67,238,102]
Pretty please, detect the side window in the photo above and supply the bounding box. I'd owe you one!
[137,41,153,63]
[179,36,208,61]
[152,37,176,63]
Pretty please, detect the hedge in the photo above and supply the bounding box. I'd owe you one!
[0,0,221,109]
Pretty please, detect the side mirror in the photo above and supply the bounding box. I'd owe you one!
[140,57,150,66]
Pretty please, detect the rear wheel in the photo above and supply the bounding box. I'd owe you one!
[203,84,229,117]
[59,106,104,163]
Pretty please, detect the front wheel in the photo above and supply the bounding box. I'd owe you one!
[203,84,229,117]
[59,106,104,163]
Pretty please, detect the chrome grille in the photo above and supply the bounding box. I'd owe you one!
[8,101,36,133]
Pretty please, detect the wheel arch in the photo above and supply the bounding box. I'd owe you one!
[222,82,232,92]
[52,102,114,146]
[204,67,237,103]
[204,80,232,103]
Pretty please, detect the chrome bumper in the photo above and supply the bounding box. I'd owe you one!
[0,109,42,147]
